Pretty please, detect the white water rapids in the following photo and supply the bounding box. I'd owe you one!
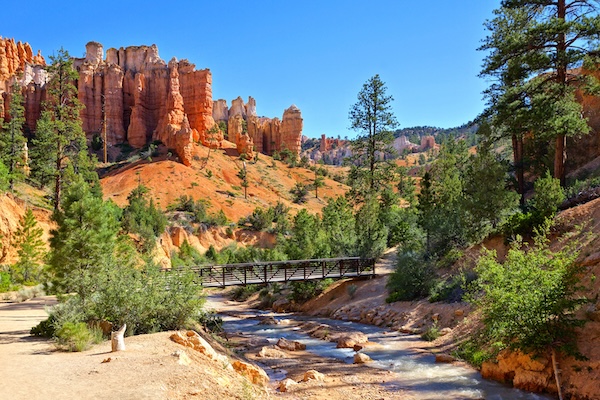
[221,312,556,400]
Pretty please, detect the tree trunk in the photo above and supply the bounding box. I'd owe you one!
[111,323,126,352]
[551,348,564,400]
[512,134,525,205]
[554,134,566,186]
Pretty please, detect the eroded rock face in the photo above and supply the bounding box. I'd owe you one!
[213,96,302,157]
[481,350,554,393]
[231,360,270,386]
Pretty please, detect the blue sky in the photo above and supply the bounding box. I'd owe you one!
[3,1,499,138]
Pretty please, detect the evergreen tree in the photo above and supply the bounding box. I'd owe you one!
[283,209,330,260]
[11,208,46,284]
[122,184,167,253]
[397,166,416,205]
[237,163,249,199]
[480,1,600,185]
[355,195,388,259]
[29,111,56,189]
[313,169,325,199]
[321,196,357,257]
[30,48,95,211]
[0,82,27,190]
[348,74,398,201]
[0,161,9,192]
[463,143,520,239]
[48,177,121,307]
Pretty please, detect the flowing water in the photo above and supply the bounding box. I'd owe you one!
[222,312,556,400]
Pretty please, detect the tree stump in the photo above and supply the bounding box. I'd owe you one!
[111,323,126,352]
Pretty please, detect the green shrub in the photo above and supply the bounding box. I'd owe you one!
[0,271,15,292]
[230,285,261,301]
[197,310,224,334]
[288,279,333,303]
[386,251,435,302]
[55,322,103,352]
[30,314,57,337]
[453,339,494,368]
[429,271,476,303]
[470,224,588,356]
[531,171,565,219]
[421,322,440,341]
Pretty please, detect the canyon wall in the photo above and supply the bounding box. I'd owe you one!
[0,37,46,133]
[214,96,303,158]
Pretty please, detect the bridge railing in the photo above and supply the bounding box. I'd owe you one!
[191,257,375,288]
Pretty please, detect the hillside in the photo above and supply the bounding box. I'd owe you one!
[100,140,349,223]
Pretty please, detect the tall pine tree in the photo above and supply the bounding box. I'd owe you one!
[348,74,398,202]
[30,48,96,211]
[480,1,600,185]
[0,82,27,190]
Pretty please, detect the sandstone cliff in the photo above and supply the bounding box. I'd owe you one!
[0,37,45,130]
[214,96,303,157]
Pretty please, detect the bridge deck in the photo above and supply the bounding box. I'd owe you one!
[191,257,375,287]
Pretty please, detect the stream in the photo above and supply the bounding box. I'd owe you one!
[220,310,556,400]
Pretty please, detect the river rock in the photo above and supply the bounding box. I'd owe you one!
[279,378,298,392]
[353,353,372,364]
[257,346,288,358]
[336,332,369,348]
[272,298,291,312]
[435,353,457,363]
[258,316,279,325]
[277,337,306,351]
[232,360,270,386]
[302,369,325,382]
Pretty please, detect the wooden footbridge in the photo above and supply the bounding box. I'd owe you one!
[191,257,376,288]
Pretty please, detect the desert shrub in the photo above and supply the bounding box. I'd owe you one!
[421,322,440,341]
[470,224,588,356]
[531,171,565,220]
[0,271,15,292]
[288,279,333,303]
[290,182,308,204]
[386,251,435,303]
[230,284,261,301]
[55,322,103,352]
[258,283,282,309]
[429,271,476,303]
[453,339,494,368]
[197,309,224,334]
[239,207,274,231]
[30,314,57,337]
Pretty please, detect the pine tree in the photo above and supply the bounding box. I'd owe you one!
[348,74,398,201]
[313,169,325,199]
[480,1,600,185]
[321,196,357,257]
[48,177,120,306]
[29,111,56,189]
[237,163,249,199]
[355,194,388,259]
[11,209,46,284]
[30,48,95,211]
[0,82,27,190]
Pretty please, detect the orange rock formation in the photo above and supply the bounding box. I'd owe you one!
[214,96,303,157]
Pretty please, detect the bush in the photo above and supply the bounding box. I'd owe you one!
[288,279,333,303]
[230,285,261,302]
[421,322,440,341]
[0,271,15,292]
[429,271,476,303]
[470,224,588,355]
[386,251,435,302]
[453,339,494,368]
[55,322,103,352]
[531,171,565,219]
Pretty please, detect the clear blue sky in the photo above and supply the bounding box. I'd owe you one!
[3,1,499,138]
